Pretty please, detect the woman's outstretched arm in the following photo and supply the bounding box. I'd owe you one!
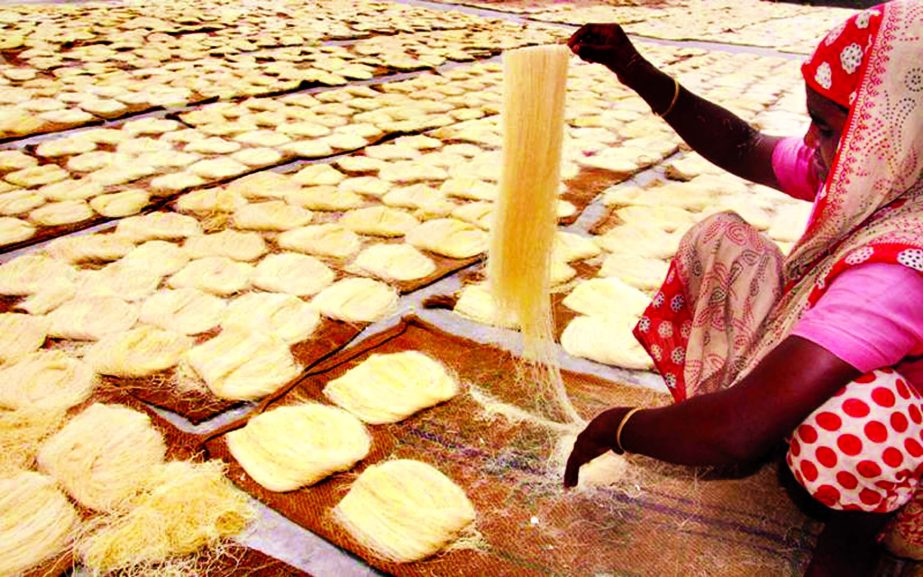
[564,336,859,483]
[568,23,783,190]
[564,335,887,577]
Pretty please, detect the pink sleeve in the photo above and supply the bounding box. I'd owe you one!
[791,263,923,373]
[771,136,820,202]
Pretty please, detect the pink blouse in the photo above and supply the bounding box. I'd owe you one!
[771,137,923,391]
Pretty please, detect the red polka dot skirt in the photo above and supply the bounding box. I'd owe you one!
[787,369,923,512]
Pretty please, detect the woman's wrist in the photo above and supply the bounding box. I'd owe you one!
[617,61,681,119]
[614,407,644,454]
[611,52,650,87]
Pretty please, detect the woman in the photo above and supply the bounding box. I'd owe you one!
[564,1,923,575]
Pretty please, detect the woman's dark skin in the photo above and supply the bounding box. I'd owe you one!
[565,23,890,577]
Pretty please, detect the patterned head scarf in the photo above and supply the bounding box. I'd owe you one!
[761,0,923,355]
[784,0,923,283]
[801,6,884,108]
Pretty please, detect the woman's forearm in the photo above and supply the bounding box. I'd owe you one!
[618,337,860,467]
[617,58,782,189]
[620,389,774,466]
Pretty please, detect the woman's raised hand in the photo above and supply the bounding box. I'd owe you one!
[567,23,643,79]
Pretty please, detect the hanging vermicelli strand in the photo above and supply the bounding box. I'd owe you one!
[489,44,580,424]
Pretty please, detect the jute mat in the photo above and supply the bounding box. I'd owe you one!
[560,165,633,226]
[0,311,365,425]
[347,235,484,295]
[205,315,821,577]
[100,317,366,424]
[0,146,281,256]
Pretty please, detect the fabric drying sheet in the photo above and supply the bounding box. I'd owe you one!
[205,316,821,577]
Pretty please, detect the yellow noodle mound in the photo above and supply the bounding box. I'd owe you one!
[324,351,458,424]
[37,403,167,511]
[79,460,253,574]
[0,470,78,576]
[335,459,476,563]
[227,403,370,492]
[0,350,95,412]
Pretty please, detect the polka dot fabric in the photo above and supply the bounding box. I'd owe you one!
[801,6,882,108]
[787,369,923,512]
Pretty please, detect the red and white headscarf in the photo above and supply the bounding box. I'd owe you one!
[801,7,884,108]
[778,0,923,306]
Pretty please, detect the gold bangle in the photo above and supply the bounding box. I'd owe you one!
[656,77,680,118]
[615,407,644,453]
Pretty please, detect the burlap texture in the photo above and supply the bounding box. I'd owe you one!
[1,290,367,424]
[588,203,625,236]
[358,237,484,295]
[108,317,366,424]
[205,315,821,577]
[0,135,283,256]
[0,192,174,256]
[560,165,633,226]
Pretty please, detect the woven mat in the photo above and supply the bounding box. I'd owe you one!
[205,315,820,577]
[105,317,365,424]
[0,216,449,425]
[366,238,483,295]
[167,164,484,298]
[588,202,634,236]
[0,141,282,255]
[0,294,365,425]
[22,384,312,577]
[560,165,632,226]
[0,191,174,256]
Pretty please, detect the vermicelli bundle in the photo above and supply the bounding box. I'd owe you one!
[334,459,476,563]
[79,460,254,574]
[37,403,167,511]
[85,325,193,377]
[0,470,78,576]
[0,350,95,412]
[0,409,66,475]
[487,44,579,423]
[324,351,459,424]
[227,403,371,491]
[0,312,49,362]
[184,327,301,400]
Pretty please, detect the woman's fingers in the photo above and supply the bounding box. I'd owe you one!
[572,43,611,64]
[563,443,588,488]
[567,24,597,49]
[563,434,608,488]
[568,24,641,76]
[563,407,631,488]
[568,23,618,50]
